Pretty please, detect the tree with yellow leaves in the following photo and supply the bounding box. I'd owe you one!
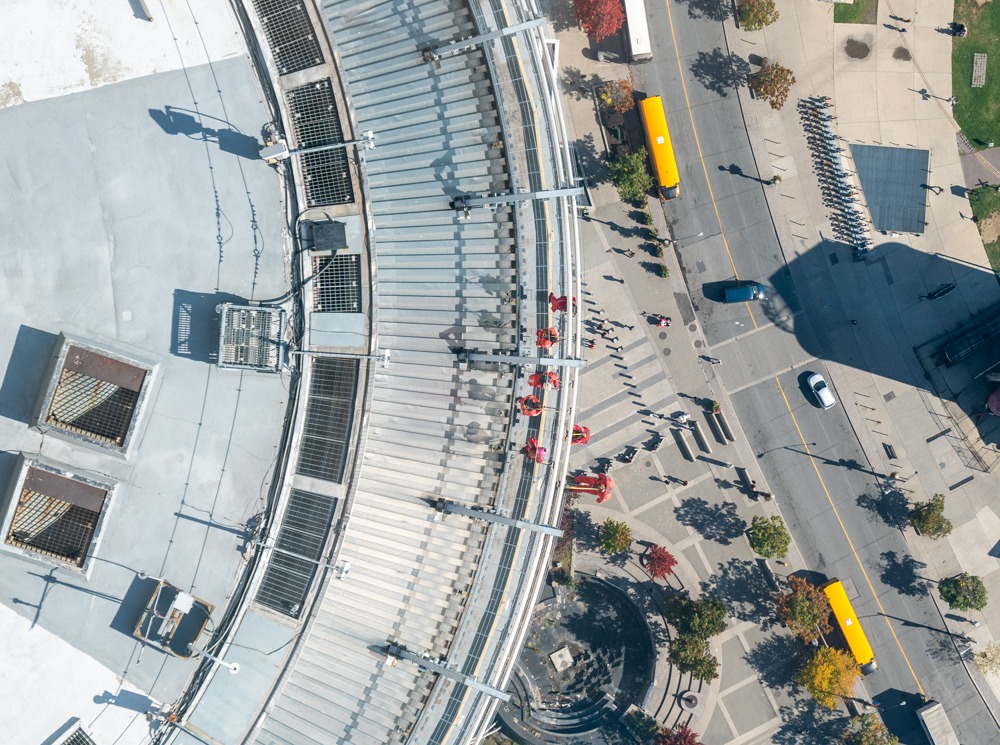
[797,646,861,710]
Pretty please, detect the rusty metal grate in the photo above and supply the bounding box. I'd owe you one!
[251,0,325,75]
[47,369,140,446]
[5,468,108,568]
[217,305,285,372]
[312,254,361,312]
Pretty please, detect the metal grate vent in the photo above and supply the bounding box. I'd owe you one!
[286,80,354,207]
[43,344,148,450]
[217,305,285,372]
[312,255,361,313]
[4,466,109,568]
[296,357,358,483]
[256,488,338,617]
[251,0,325,75]
[57,728,98,745]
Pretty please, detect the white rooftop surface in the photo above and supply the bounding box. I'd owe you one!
[0,603,154,744]
[0,2,288,744]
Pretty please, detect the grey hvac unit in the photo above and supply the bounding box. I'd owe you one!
[217,304,285,372]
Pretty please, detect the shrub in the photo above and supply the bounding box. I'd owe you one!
[750,59,796,110]
[668,635,719,681]
[798,646,860,710]
[668,594,728,639]
[646,545,678,580]
[598,518,633,554]
[738,0,778,31]
[659,264,670,278]
[604,111,625,129]
[773,576,832,644]
[939,573,988,612]
[599,79,635,113]
[609,147,654,204]
[908,493,952,539]
[573,0,626,43]
[841,713,898,745]
[748,515,791,559]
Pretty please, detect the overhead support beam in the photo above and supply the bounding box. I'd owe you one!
[436,499,562,538]
[386,642,511,702]
[421,18,547,66]
[451,187,584,218]
[457,349,586,369]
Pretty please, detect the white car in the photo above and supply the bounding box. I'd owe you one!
[807,373,836,410]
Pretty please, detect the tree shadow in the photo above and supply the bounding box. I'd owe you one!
[690,49,749,97]
[674,498,747,545]
[856,488,910,531]
[771,700,848,745]
[573,509,601,552]
[675,0,733,22]
[572,132,607,186]
[702,557,775,627]
[562,66,605,101]
[878,550,930,597]
[743,631,810,691]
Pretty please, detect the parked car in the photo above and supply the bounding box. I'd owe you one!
[807,373,836,409]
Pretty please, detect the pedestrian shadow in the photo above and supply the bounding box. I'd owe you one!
[855,489,910,531]
[690,49,750,97]
[878,550,930,597]
[702,557,775,627]
[674,497,747,545]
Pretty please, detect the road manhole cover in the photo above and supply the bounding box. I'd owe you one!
[694,339,703,348]
[689,323,697,331]
[659,332,668,340]
[662,348,671,356]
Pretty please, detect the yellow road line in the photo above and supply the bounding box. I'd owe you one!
[661,0,758,330]
[774,376,926,696]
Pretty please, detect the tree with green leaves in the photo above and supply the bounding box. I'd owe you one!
[668,635,719,681]
[974,641,1000,677]
[668,594,728,639]
[908,493,952,539]
[738,0,778,31]
[748,515,791,559]
[608,147,654,204]
[750,59,796,110]
[939,572,988,612]
[773,575,832,644]
[655,723,703,745]
[841,713,898,745]
[598,518,633,555]
[798,646,861,710]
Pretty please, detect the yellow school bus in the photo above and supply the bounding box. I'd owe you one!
[822,579,877,674]
[637,96,680,200]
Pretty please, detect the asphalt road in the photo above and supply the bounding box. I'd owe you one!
[630,1,999,742]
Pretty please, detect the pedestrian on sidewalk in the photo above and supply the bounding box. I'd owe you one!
[624,324,635,331]
[624,249,635,258]
[612,345,624,353]
[850,319,858,325]
[608,336,619,343]
[601,330,609,338]
[593,309,605,317]
[585,340,596,349]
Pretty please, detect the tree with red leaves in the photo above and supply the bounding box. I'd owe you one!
[645,544,678,580]
[655,724,703,745]
[573,0,625,43]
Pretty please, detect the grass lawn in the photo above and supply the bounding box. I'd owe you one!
[834,0,879,25]
[968,186,1000,271]
[953,0,1000,149]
